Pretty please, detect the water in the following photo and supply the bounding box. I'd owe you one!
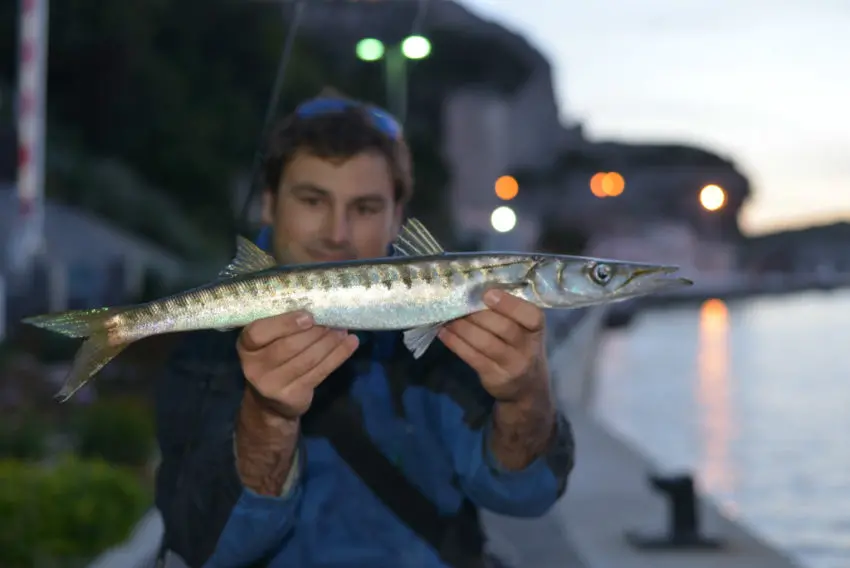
[593,289,850,568]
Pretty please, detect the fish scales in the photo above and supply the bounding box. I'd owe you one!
[282,255,534,330]
[112,255,533,341]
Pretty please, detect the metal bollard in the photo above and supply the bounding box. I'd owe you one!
[624,472,725,550]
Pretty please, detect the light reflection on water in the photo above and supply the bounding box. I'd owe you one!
[593,290,850,568]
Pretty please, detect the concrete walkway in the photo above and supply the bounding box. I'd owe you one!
[481,403,802,568]
[552,407,803,568]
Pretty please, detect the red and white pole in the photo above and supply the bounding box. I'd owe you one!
[11,0,49,274]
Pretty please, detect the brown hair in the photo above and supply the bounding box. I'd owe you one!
[262,88,414,204]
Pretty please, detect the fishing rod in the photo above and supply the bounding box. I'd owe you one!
[238,0,306,231]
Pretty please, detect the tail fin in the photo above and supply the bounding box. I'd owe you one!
[22,307,123,338]
[22,307,132,402]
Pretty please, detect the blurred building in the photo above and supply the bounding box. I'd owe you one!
[0,184,184,339]
[510,141,751,273]
[741,222,850,275]
[512,141,749,236]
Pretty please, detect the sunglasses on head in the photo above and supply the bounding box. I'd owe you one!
[293,97,403,140]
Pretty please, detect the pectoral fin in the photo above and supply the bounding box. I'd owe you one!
[403,323,446,359]
[402,281,533,359]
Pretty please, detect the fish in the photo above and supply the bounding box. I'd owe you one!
[21,218,692,402]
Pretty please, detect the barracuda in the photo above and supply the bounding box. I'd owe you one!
[22,218,692,402]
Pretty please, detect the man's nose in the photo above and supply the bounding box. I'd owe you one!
[325,211,352,245]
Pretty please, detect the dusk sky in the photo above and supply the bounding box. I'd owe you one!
[463,0,849,235]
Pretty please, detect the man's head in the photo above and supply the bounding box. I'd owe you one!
[261,90,413,264]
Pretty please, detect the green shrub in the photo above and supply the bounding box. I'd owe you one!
[0,456,151,568]
[73,397,155,468]
[0,413,50,461]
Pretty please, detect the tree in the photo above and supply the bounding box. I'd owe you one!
[0,1,332,255]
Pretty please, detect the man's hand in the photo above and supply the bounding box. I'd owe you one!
[438,289,556,471]
[237,311,360,420]
[438,289,548,402]
[234,311,359,495]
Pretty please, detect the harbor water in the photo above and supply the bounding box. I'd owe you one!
[593,289,850,568]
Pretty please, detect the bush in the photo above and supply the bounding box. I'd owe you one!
[72,397,155,468]
[0,456,151,568]
[0,413,50,461]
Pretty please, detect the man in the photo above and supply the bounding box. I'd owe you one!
[154,91,575,568]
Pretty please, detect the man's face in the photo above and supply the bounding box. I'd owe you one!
[261,150,403,264]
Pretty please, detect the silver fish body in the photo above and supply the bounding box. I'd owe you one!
[22,218,692,401]
[118,253,535,341]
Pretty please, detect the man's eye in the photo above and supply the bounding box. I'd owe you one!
[301,197,321,207]
[357,204,381,215]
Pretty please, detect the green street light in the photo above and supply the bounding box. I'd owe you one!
[356,38,385,61]
[401,35,431,60]
[355,35,431,124]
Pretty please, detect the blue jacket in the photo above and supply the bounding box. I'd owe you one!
[153,240,575,568]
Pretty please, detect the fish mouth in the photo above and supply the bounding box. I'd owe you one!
[623,265,694,294]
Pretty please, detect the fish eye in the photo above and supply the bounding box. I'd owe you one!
[589,263,613,285]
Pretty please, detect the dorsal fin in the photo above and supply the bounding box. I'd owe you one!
[217,236,276,279]
[392,218,445,257]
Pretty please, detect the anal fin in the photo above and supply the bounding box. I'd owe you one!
[403,323,445,359]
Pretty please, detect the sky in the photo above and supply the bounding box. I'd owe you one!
[462,0,850,235]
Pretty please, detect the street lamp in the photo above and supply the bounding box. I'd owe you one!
[494,175,518,201]
[699,184,726,211]
[590,172,625,198]
[401,35,431,60]
[355,35,431,123]
[491,206,517,233]
[355,38,384,61]
[699,184,727,245]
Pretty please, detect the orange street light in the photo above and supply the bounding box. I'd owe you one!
[590,172,606,198]
[590,172,625,198]
[495,175,519,200]
[602,172,625,197]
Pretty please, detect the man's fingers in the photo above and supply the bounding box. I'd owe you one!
[445,317,517,364]
[463,310,524,346]
[483,290,545,332]
[273,333,358,405]
[284,330,351,381]
[248,326,333,376]
[438,327,503,378]
[300,334,360,389]
[239,310,314,350]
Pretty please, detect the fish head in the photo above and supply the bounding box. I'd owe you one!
[528,255,693,308]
